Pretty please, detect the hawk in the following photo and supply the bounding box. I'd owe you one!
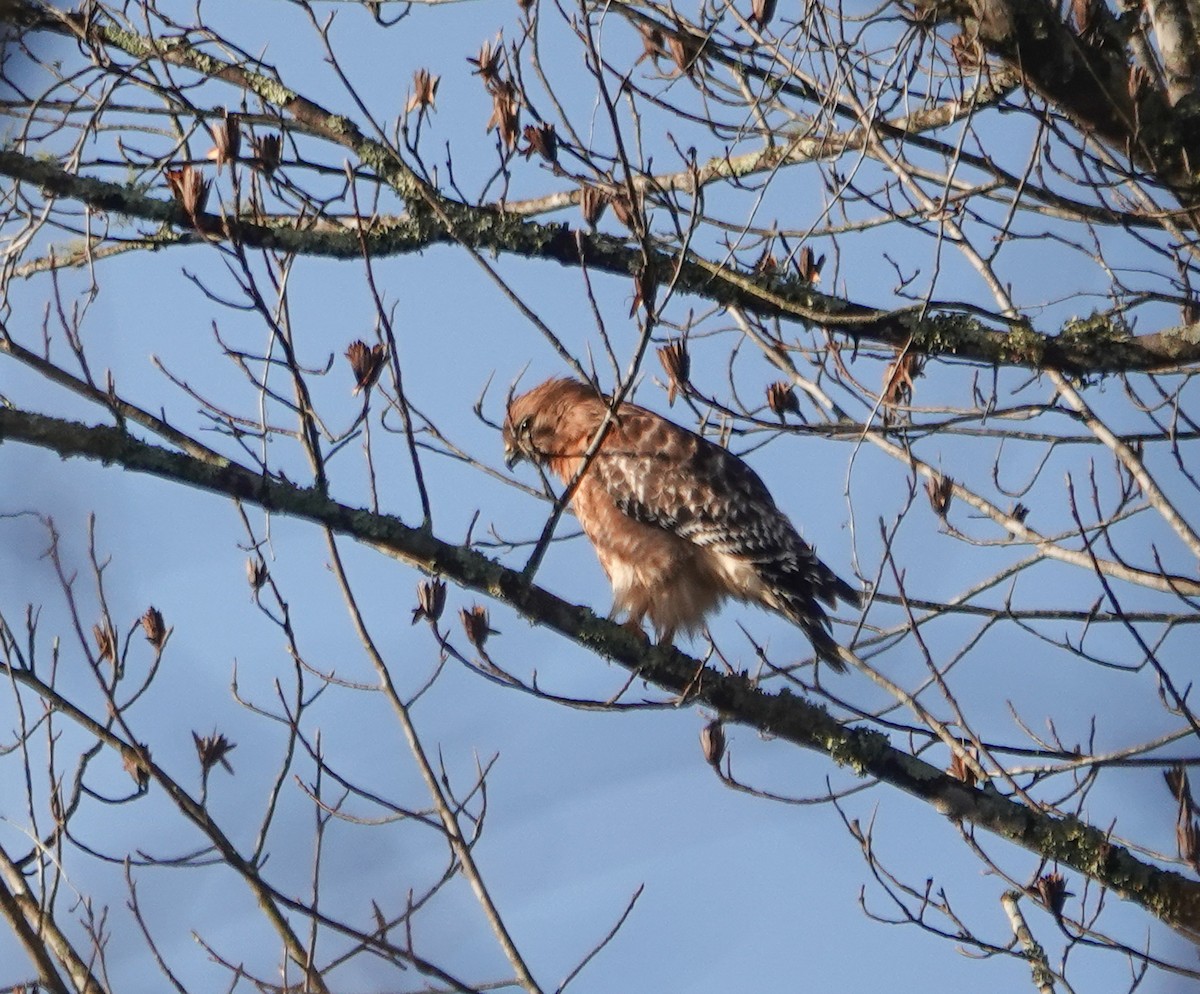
[502,377,861,670]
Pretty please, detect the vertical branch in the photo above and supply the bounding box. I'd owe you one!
[345,166,433,528]
[1000,891,1057,994]
[321,529,544,994]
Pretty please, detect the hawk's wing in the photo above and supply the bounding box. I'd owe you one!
[588,406,860,612]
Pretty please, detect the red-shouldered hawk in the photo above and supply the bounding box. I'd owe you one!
[502,377,861,670]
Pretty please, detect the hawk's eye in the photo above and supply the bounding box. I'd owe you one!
[517,416,533,439]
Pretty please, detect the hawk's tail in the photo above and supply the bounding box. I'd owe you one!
[796,610,849,673]
[818,570,862,610]
[771,561,861,673]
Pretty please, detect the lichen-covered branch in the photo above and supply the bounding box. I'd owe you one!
[3,405,1200,935]
[3,147,1197,374]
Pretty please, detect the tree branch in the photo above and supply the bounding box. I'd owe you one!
[4,405,1200,935]
[926,0,1200,204]
[4,147,1199,374]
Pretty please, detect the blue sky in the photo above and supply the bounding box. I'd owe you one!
[2,1,1198,991]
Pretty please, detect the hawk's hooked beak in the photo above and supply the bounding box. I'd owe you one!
[504,443,522,471]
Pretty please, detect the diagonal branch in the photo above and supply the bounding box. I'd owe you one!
[4,405,1200,935]
[4,146,1200,374]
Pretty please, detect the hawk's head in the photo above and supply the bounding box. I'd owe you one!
[502,377,598,470]
[502,388,550,470]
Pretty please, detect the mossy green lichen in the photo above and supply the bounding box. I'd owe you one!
[324,115,355,137]
[102,26,296,107]
[905,311,982,355]
[1153,320,1200,358]
[1059,312,1132,347]
[996,323,1047,365]
[827,725,891,776]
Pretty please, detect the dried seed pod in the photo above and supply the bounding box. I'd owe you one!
[796,245,825,283]
[700,720,725,767]
[193,730,237,774]
[754,246,778,274]
[1165,764,1200,872]
[406,68,441,116]
[122,744,152,790]
[93,622,117,665]
[766,381,799,418]
[631,261,658,320]
[412,578,447,625]
[141,606,167,651]
[246,557,268,592]
[1128,64,1152,99]
[579,185,609,228]
[1179,818,1200,873]
[947,749,977,788]
[519,122,558,164]
[925,475,954,519]
[251,133,282,175]
[1033,871,1073,920]
[165,165,211,218]
[486,79,521,149]
[460,605,497,649]
[206,109,241,172]
[608,188,643,232]
[346,340,387,395]
[469,35,505,89]
[882,351,920,415]
[1011,502,1030,525]
[656,339,688,404]
[1070,0,1090,32]
[667,31,705,76]
[1165,764,1195,810]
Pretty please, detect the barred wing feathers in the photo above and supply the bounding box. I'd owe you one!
[502,378,859,670]
[589,407,859,666]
